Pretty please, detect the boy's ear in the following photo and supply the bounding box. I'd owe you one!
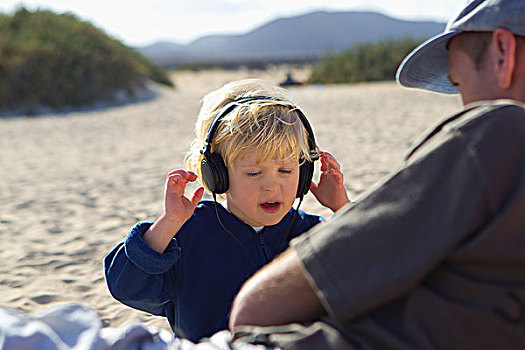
[492,28,517,89]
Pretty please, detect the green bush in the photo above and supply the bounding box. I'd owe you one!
[308,39,421,84]
[0,8,173,114]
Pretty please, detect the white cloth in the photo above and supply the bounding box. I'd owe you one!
[0,303,270,350]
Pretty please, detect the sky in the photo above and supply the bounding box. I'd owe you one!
[0,1,465,47]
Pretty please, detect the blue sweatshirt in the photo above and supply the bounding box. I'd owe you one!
[104,200,323,342]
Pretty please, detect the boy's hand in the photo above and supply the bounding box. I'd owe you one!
[309,151,351,212]
[163,170,205,224]
[144,170,204,253]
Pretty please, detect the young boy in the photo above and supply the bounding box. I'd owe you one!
[104,79,350,342]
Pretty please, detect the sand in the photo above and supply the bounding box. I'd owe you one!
[0,66,461,330]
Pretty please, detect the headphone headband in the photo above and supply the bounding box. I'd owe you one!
[201,96,318,160]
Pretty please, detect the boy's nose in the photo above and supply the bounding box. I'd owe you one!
[263,184,278,192]
[262,178,279,192]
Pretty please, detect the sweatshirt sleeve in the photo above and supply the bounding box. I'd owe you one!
[103,221,182,316]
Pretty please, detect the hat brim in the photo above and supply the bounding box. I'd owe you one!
[396,30,460,94]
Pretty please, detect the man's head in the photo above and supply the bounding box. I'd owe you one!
[396,0,525,104]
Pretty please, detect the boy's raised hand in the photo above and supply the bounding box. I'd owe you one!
[144,170,204,253]
[163,170,205,223]
[309,151,351,212]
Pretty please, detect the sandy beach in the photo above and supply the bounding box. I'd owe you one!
[0,67,461,330]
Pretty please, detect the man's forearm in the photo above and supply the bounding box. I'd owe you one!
[229,248,325,329]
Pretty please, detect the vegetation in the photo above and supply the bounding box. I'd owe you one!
[308,38,421,84]
[0,8,173,115]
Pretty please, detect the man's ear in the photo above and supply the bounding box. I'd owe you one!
[492,28,517,89]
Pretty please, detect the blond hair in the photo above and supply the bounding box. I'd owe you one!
[185,79,316,192]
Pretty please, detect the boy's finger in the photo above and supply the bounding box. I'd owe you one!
[186,171,198,181]
[309,181,319,195]
[168,173,188,184]
[320,156,331,171]
[167,169,186,177]
[166,175,192,195]
[191,187,205,206]
[323,156,341,171]
[166,170,198,181]
[329,169,344,184]
[320,151,335,160]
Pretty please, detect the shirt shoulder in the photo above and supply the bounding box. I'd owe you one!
[406,100,525,160]
[288,209,324,236]
[449,100,525,134]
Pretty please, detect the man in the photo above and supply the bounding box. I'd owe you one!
[0,1,522,349]
[229,0,525,349]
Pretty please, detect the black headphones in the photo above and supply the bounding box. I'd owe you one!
[200,96,319,199]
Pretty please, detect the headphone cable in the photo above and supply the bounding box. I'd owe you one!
[277,195,303,253]
[212,193,304,269]
[213,193,258,269]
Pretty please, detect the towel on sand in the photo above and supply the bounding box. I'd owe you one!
[0,303,267,350]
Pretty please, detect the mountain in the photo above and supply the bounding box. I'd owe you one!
[137,11,445,68]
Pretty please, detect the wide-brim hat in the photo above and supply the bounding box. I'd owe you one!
[396,0,525,94]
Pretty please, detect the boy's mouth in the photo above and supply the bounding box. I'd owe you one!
[260,201,282,213]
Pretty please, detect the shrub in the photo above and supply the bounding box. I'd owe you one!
[308,39,421,84]
[0,8,173,114]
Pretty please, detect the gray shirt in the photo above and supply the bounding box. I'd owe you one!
[285,100,525,349]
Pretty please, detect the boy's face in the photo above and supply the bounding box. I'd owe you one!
[226,151,300,227]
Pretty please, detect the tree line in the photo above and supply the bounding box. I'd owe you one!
[308,39,421,84]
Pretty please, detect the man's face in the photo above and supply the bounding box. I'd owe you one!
[448,34,496,105]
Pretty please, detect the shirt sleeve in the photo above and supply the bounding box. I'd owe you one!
[123,221,182,273]
[103,221,181,316]
[291,126,492,323]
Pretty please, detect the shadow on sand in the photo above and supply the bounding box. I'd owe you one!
[0,83,162,119]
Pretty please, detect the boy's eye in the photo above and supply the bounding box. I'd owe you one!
[279,168,292,174]
[247,172,261,177]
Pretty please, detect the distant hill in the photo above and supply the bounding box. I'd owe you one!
[137,11,445,68]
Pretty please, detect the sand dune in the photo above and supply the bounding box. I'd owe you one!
[0,67,461,330]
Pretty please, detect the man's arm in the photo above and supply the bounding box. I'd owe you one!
[229,248,325,328]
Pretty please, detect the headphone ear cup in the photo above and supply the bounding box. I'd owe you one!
[297,160,314,198]
[201,152,229,194]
